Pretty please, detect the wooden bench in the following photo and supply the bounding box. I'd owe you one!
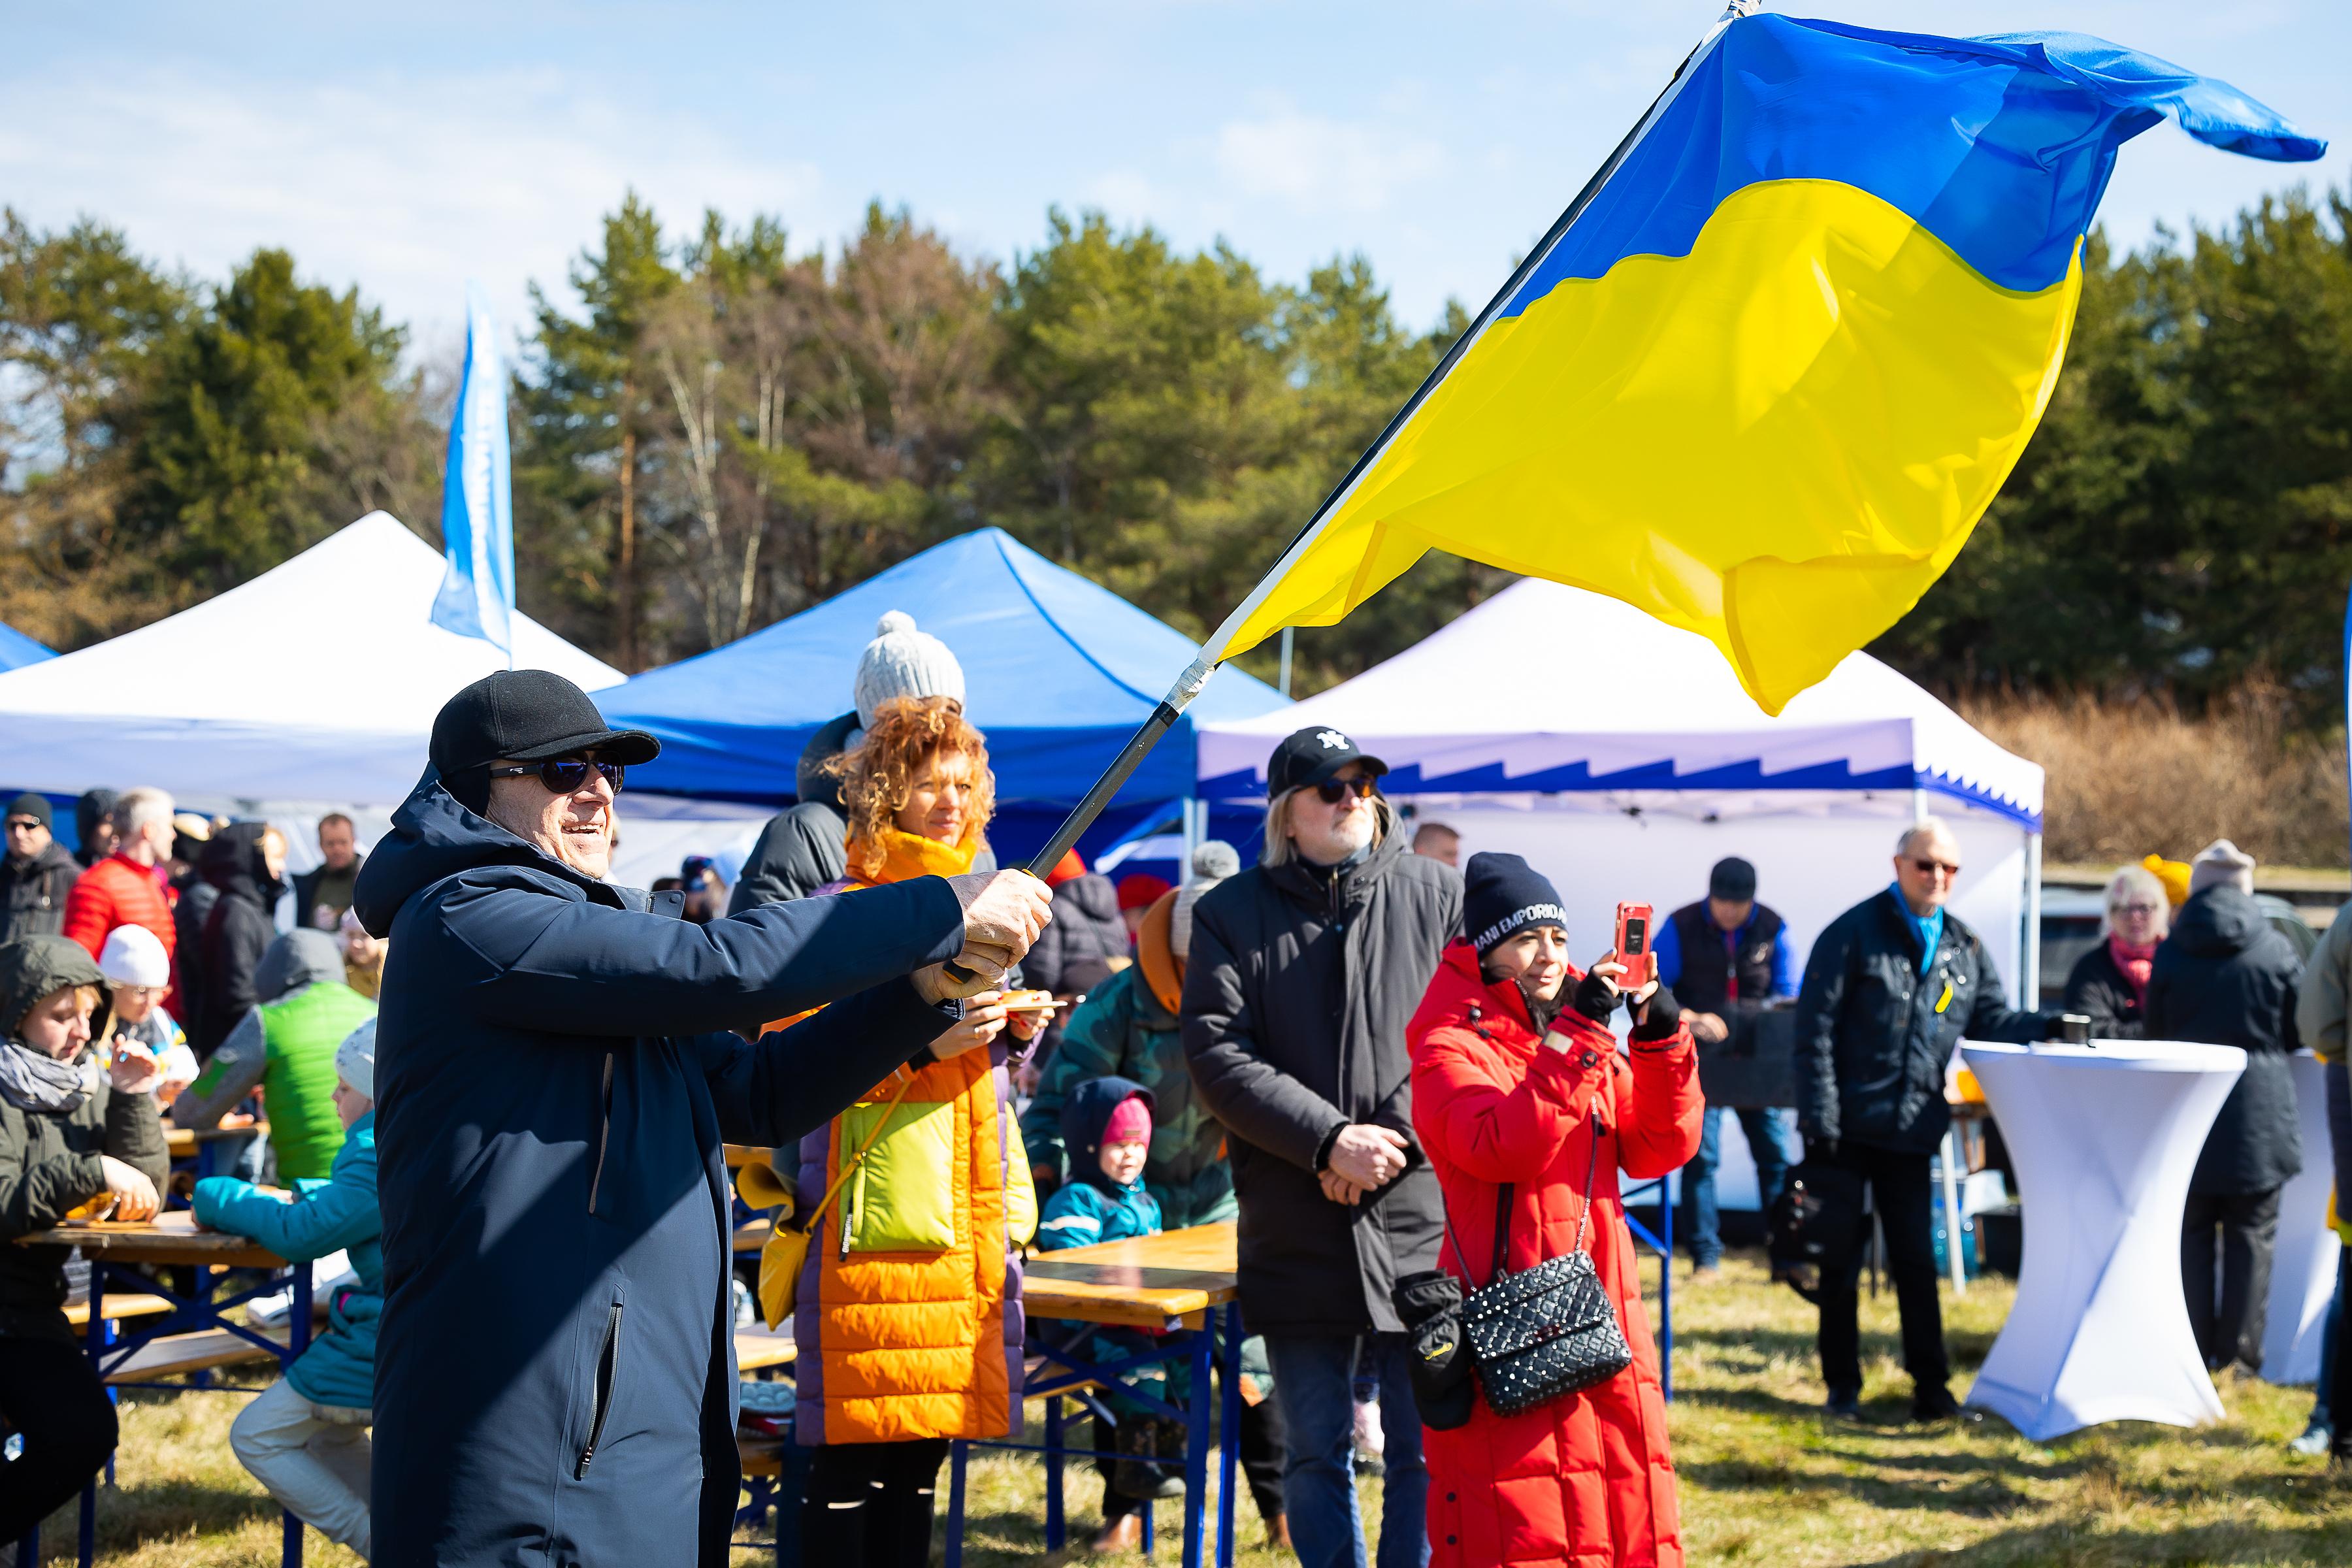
[735,1328,795,1373]
[66,1293,173,1331]
[734,1217,773,1254]
[101,1326,289,1384]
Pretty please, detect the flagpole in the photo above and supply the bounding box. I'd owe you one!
[1008,5,1748,883]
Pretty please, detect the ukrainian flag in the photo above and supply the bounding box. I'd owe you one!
[1210,14,2323,714]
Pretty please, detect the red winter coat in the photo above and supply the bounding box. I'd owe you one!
[63,853,181,1016]
[1409,944,1703,1568]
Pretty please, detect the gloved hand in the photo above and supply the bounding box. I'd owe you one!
[1571,970,1619,1024]
[1631,982,1682,1041]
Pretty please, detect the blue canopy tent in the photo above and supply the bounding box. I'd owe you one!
[602,529,1289,865]
[0,621,54,672]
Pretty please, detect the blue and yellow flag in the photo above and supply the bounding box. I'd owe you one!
[1209,14,2322,713]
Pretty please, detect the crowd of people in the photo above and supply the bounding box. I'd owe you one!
[0,603,2347,1568]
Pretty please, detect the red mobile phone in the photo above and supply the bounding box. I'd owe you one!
[1615,902,1656,990]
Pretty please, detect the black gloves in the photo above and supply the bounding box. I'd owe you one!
[1631,982,1682,1042]
[1571,970,1620,1024]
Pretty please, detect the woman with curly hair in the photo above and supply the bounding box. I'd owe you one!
[785,695,1039,1567]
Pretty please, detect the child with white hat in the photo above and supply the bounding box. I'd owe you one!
[97,924,198,1105]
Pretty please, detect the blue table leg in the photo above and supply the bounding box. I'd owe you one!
[1182,1318,1213,1568]
[1661,1177,1674,1403]
[944,1439,968,1568]
[1044,1394,1066,1552]
[280,1261,314,1568]
[1217,1306,1243,1568]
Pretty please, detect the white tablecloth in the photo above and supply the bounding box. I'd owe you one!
[1962,1038,2246,1441]
[2261,1052,2341,1384]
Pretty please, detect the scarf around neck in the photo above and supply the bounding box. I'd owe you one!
[846,826,979,888]
[2108,934,2158,1007]
[0,1040,98,1115]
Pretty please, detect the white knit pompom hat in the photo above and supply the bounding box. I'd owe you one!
[853,611,967,729]
[1171,840,1242,961]
[97,925,172,989]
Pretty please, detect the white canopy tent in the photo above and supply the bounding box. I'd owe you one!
[0,511,635,887]
[1198,579,2046,998]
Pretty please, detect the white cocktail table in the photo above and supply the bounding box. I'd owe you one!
[1961,1038,2246,1441]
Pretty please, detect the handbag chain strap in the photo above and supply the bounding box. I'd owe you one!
[1442,1107,1609,1290]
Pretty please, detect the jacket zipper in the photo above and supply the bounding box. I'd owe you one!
[576,1299,623,1478]
[587,1053,614,1215]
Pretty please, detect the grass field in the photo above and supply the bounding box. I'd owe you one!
[35,1250,2352,1565]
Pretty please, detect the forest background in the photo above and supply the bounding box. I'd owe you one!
[3,184,2348,864]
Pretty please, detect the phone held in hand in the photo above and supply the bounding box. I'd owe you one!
[1614,902,1655,990]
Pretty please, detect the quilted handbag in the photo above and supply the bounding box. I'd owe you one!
[1450,1111,1633,1417]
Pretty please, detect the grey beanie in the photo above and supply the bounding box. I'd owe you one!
[2189,838,2256,898]
[335,1018,376,1100]
[1171,840,1241,962]
[853,611,966,729]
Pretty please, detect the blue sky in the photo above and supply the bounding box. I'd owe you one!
[6,2,2344,357]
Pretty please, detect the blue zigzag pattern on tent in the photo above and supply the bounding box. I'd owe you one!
[1199,756,2040,831]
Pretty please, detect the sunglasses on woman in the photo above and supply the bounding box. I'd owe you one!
[489,758,627,795]
[1313,775,1379,804]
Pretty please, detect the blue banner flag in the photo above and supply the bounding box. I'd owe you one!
[432,284,515,657]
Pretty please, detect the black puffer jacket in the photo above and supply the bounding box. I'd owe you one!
[1182,830,1462,1335]
[2064,940,2149,1040]
[1022,873,1128,996]
[0,841,79,945]
[353,768,966,1567]
[2147,885,2304,1196]
[195,823,286,1056]
[1794,887,2053,1155]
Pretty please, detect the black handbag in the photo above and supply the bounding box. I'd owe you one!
[1448,1111,1634,1418]
[1766,1156,1864,1305]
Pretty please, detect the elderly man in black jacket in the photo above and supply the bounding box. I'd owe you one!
[2150,839,2303,1374]
[1184,726,1462,1568]
[354,670,1051,1568]
[1794,817,2055,1420]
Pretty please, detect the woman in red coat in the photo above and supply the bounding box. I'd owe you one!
[1409,853,1703,1568]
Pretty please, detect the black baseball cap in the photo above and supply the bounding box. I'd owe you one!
[1266,725,1388,797]
[1709,856,1758,902]
[430,670,661,777]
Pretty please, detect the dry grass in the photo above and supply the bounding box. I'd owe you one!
[1957,686,2349,870]
[46,1256,2352,1565]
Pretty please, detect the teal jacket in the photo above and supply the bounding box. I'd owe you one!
[194,1111,380,1411]
[1023,967,1234,1228]
[1037,1171,1162,1252]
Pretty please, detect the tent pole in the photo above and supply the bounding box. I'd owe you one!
[2023,831,2044,1008]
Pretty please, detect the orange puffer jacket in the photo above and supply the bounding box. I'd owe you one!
[1409,943,1703,1568]
[789,830,1037,1446]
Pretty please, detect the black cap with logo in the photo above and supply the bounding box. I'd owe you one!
[431,670,662,779]
[1708,856,1758,902]
[1266,725,1389,797]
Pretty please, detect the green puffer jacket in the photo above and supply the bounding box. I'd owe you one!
[1023,966,1233,1228]
[194,1112,380,1411]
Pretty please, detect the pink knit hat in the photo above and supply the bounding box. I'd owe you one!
[1103,1094,1152,1145]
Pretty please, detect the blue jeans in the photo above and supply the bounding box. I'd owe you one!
[1680,1105,1794,1267]
[1262,1332,1429,1568]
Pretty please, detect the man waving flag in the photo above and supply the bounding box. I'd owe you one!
[1207,10,2323,715]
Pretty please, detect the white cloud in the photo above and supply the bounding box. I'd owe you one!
[0,65,830,350]
[1211,106,1444,216]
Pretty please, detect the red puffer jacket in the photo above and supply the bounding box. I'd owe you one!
[1409,943,1703,1568]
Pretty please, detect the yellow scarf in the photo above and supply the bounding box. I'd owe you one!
[845,826,980,888]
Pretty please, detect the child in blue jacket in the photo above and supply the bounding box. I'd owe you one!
[1035,1076,1180,1547]
[193,1019,381,1561]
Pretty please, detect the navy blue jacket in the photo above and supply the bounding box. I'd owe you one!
[1794,887,2052,1154]
[353,772,964,1568]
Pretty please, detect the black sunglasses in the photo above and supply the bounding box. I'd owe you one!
[1910,857,1960,877]
[1313,775,1379,804]
[490,758,627,795]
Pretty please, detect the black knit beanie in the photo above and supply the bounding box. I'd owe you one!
[1463,853,1567,958]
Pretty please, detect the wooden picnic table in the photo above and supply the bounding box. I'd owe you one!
[26,1208,290,1269]
[1021,1221,1238,1331]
